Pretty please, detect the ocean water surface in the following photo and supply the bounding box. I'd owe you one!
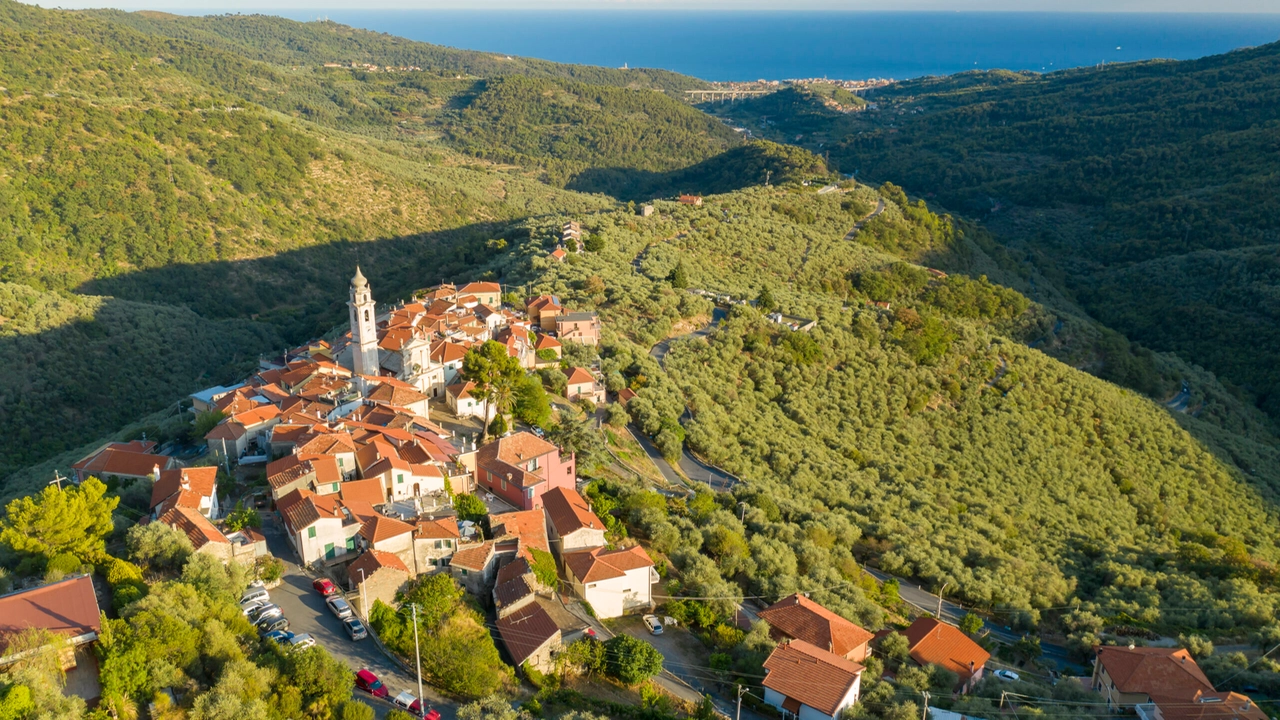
[266,10,1280,81]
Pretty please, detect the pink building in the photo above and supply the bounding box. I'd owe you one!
[474,432,576,511]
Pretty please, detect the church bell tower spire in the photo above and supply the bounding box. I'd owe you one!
[348,266,379,377]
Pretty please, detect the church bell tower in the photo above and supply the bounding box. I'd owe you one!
[348,266,379,377]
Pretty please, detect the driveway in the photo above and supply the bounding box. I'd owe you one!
[260,516,459,719]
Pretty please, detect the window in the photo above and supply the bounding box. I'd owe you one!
[346,537,356,550]
[445,540,453,549]
[338,458,344,467]
[397,474,404,484]
[364,309,370,322]
[527,457,539,471]
[434,540,443,549]
[308,527,317,539]
[587,583,597,589]
[460,569,469,577]
[332,483,339,492]
[501,479,507,491]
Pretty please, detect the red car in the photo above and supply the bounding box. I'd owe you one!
[312,578,338,596]
[410,699,440,720]
[354,669,388,698]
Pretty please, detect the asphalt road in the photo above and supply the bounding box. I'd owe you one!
[843,198,886,242]
[260,517,459,719]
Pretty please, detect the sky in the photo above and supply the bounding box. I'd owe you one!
[20,1,1280,12]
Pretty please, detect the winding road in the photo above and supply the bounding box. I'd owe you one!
[843,198,886,242]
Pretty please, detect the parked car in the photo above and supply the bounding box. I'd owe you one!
[250,603,282,622]
[263,630,295,644]
[313,578,338,596]
[354,669,388,698]
[241,587,270,605]
[327,596,354,620]
[240,599,267,617]
[343,617,368,641]
[257,617,290,635]
[584,627,597,639]
[642,614,663,635]
[392,692,439,719]
[994,669,1020,682]
[288,633,316,651]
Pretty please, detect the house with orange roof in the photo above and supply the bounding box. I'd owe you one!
[458,281,502,307]
[72,442,172,483]
[473,431,576,511]
[347,549,411,616]
[564,367,605,405]
[758,593,875,662]
[365,379,430,417]
[450,540,499,596]
[157,506,235,564]
[901,617,990,693]
[413,518,461,572]
[1090,645,1264,720]
[762,639,863,720]
[549,246,567,262]
[542,487,606,555]
[525,295,564,330]
[561,545,656,619]
[277,488,360,565]
[0,575,102,663]
[533,333,562,367]
[490,509,551,556]
[357,515,417,569]
[446,381,494,422]
[430,340,469,389]
[339,477,387,506]
[617,387,637,404]
[294,431,358,479]
[205,404,281,463]
[150,467,220,520]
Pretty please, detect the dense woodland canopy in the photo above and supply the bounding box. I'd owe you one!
[714,41,1280,422]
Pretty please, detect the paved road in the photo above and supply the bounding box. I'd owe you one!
[260,517,458,719]
[843,198,886,242]
[650,308,726,365]
[615,617,759,720]
[862,567,1074,671]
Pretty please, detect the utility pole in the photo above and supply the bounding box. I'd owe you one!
[736,684,746,720]
[764,169,772,187]
[356,569,367,619]
[411,603,424,717]
[936,582,951,620]
[920,691,930,720]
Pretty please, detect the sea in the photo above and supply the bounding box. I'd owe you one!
[261,10,1280,82]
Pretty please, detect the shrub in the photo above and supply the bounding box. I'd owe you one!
[602,634,663,685]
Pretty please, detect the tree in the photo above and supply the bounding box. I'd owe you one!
[669,261,689,289]
[512,375,551,428]
[453,494,488,524]
[458,695,525,720]
[959,613,984,636]
[223,502,261,532]
[603,634,663,685]
[193,410,226,439]
[756,286,777,313]
[126,521,193,572]
[461,341,525,441]
[880,632,911,667]
[0,477,118,563]
[1013,635,1042,664]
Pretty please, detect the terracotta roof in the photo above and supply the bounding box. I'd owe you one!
[1159,692,1268,720]
[564,367,596,387]
[298,454,342,484]
[459,281,502,294]
[479,432,557,467]
[277,488,342,535]
[415,518,460,540]
[762,640,862,718]
[367,383,429,408]
[150,466,218,511]
[496,601,560,665]
[0,575,102,655]
[542,487,604,536]
[75,447,167,478]
[758,594,874,658]
[446,381,479,401]
[526,295,562,312]
[617,388,637,404]
[563,545,653,584]
[1096,646,1216,704]
[534,334,562,350]
[490,510,550,553]
[158,506,228,550]
[348,549,410,580]
[295,431,356,457]
[497,557,533,586]
[450,541,496,572]
[340,478,387,506]
[267,455,314,490]
[359,515,415,545]
[550,247,567,261]
[902,618,991,683]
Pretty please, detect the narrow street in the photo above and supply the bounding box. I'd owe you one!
[260,517,459,719]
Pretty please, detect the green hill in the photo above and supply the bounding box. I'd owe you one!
[499,182,1280,637]
[713,42,1280,421]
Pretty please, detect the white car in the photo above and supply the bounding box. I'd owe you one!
[251,603,282,622]
[327,596,354,620]
[288,633,316,651]
[240,599,267,617]
[393,691,417,710]
[993,669,1020,682]
[642,614,663,636]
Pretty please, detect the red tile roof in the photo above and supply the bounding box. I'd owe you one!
[415,518,460,540]
[267,455,314,490]
[1096,646,1215,703]
[542,487,604,536]
[359,515,415,545]
[150,466,218,511]
[758,593,874,658]
[564,367,596,387]
[902,618,990,683]
[496,601,560,665]
[366,382,429,408]
[0,575,102,655]
[348,549,410,580]
[459,281,502,294]
[340,478,387,506]
[450,541,496,572]
[277,488,342,535]
[762,640,863,717]
[563,545,653,584]
[1159,692,1268,720]
[490,510,550,553]
[158,506,228,550]
[75,447,168,478]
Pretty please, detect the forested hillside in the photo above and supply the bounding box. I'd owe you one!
[494,181,1280,638]
[712,42,1280,421]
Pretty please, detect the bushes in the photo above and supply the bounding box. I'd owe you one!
[602,635,663,685]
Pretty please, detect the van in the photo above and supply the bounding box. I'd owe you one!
[241,587,270,605]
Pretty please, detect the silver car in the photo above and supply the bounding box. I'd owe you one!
[642,614,664,635]
[326,596,354,620]
[251,603,282,622]
[288,633,316,651]
[343,617,368,641]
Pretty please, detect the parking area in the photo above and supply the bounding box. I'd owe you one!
[260,516,458,720]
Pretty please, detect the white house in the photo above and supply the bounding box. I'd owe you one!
[561,545,656,619]
[762,640,864,720]
[277,488,364,565]
[542,487,606,556]
[445,381,494,421]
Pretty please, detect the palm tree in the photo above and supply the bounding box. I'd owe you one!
[491,378,516,431]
